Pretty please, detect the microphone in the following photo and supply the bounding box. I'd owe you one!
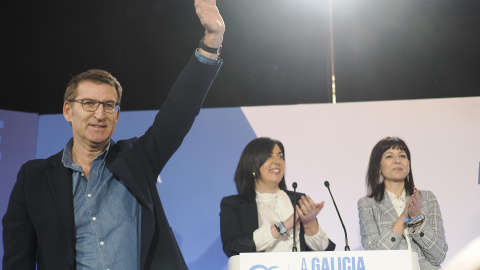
[292,182,298,252]
[324,181,350,251]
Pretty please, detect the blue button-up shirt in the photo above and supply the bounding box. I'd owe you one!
[62,139,141,270]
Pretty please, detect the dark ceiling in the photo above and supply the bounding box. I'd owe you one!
[1,0,479,115]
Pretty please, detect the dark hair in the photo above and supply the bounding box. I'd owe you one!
[234,137,287,202]
[64,69,122,103]
[366,136,415,202]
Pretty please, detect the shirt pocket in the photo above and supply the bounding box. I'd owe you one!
[105,181,140,221]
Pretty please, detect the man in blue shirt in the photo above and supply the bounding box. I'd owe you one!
[2,0,224,269]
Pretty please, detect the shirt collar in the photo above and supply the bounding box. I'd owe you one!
[256,189,283,201]
[386,188,406,202]
[62,138,111,169]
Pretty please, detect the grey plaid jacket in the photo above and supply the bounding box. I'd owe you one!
[358,190,448,270]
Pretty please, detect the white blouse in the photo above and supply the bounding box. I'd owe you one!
[253,189,329,252]
[386,189,413,250]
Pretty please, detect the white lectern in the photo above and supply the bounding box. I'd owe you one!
[228,250,420,270]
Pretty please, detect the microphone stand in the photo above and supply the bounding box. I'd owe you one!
[292,182,298,252]
[324,181,350,251]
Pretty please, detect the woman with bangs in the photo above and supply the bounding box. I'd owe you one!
[220,137,335,258]
[357,136,448,270]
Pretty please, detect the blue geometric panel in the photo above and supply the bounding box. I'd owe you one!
[158,107,256,270]
[36,114,72,158]
[0,109,38,265]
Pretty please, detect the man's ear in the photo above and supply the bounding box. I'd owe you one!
[115,107,120,122]
[63,101,72,123]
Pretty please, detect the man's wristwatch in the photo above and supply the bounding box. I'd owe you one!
[199,37,222,54]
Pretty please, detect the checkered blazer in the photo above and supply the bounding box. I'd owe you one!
[358,190,448,270]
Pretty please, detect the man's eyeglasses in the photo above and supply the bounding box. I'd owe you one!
[69,99,120,114]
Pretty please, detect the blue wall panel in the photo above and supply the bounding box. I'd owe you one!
[0,109,38,267]
[158,107,256,269]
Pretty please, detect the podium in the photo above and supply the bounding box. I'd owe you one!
[228,250,420,270]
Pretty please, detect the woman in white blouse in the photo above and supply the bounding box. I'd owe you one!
[220,137,335,258]
[357,136,448,270]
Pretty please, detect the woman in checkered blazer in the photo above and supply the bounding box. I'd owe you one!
[357,137,448,270]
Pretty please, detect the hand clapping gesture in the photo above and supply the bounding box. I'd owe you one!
[297,195,325,235]
[407,187,422,218]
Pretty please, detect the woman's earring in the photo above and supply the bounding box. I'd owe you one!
[406,171,410,182]
[253,172,256,178]
[378,171,384,184]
